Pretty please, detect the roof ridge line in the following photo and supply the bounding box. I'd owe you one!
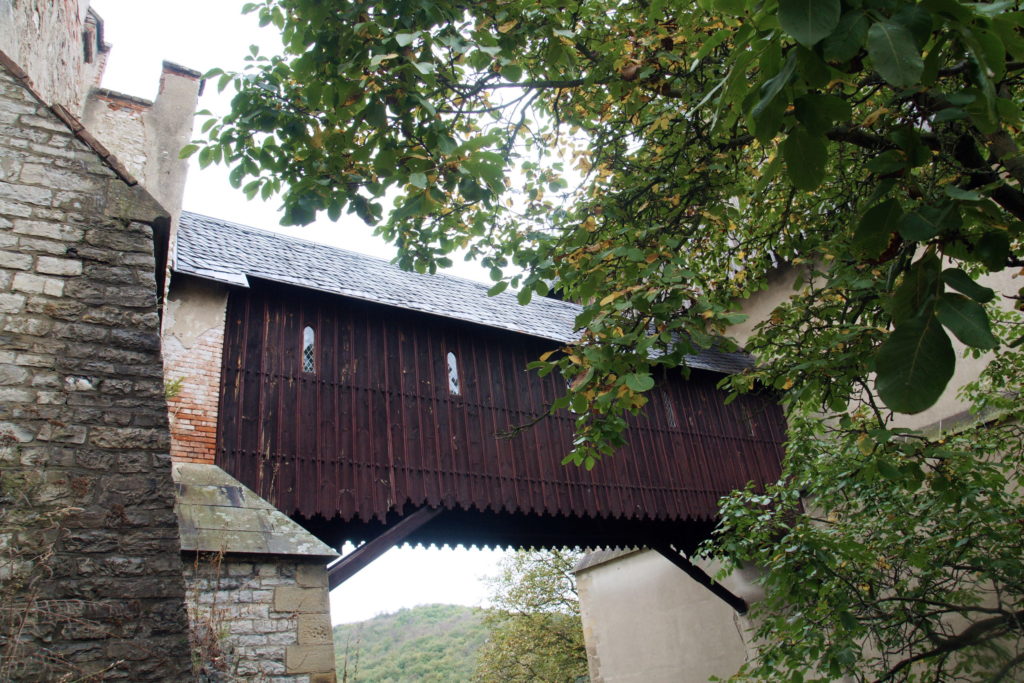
[179,209,577,304]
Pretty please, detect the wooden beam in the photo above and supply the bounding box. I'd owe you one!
[652,544,749,615]
[328,507,442,590]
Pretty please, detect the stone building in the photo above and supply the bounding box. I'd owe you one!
[0,3,193,678]
[1,3,339,680]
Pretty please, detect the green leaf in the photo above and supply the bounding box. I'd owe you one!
[941,268,994,303]
[891,5,933,50]
[778,0,841,47]
[852,199,901,258]
[943,186,983,202]
[866,21,924,87]
[782,128,828,190]
[409,172,428,189]
[890,252,940,324]
[624,373,655,392]
[822,10,870,62]
[229,164,246,189]
[712,0,748,15]
[394,31,417,47]
[877,459,902,481]
[500,64,523,82]
[750,50,797,142]
[935,293,998,349]
[198,146,214,169]
[179,143,199,159]
[875,314,955,414]
[898,203,960,241]
[794,94,852,135]
[363,101,387,128]
[933,107,967,123]
[487,281,509,296]
[975,231,1010,270]
[866,150,907,176]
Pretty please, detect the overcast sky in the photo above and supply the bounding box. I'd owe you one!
[88,0,506,624]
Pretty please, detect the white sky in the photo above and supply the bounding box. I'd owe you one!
[88,0,506,624]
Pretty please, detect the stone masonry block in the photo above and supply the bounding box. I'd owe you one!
[0,293,25,313]
[18,114,68,133]
[20,163,103,193]
[0,181,51,205]
[12,272,64,296]
[13,218,84,242]
[295,563,328,589]
[273,586,329,614]
[0,363,30,385]
[0,249,32,269]
[285,644,335,675]
[36,255,82,276]
[297,614,332,645]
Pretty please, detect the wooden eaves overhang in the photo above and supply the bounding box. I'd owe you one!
[174,212,786,605]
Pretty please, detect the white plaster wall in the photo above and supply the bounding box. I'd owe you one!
[577,551,757,683]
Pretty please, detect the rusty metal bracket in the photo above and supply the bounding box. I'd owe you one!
[652,544,748,615]
[327,506,443,590]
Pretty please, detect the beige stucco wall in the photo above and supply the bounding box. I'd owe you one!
[726,263,1020,431]
[576,550,762,683]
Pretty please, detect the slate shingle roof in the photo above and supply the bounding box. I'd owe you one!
[174,211,753,375]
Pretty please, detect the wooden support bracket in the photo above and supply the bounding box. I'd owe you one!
[327,506,442,590]
[652,544,749,615]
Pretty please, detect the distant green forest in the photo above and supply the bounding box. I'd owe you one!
[333,604,489,682]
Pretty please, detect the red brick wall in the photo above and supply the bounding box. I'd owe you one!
[163,278,227,464]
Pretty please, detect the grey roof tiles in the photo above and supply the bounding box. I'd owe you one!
[174,211,752,375]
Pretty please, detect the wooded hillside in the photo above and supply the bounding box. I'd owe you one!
[333,604,488,682]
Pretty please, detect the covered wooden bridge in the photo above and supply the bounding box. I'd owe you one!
[176,213,785,605]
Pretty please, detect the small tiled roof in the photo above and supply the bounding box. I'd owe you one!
[174,211,753,375]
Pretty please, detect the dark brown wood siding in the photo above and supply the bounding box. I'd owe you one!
[216,282,785,526]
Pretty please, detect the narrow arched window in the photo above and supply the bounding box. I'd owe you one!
[664,393,678,429]
[446,351,460,395]
[302,326,315,373]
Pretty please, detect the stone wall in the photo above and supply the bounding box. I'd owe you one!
[164,276,227,464]
[185,554,337,682]
[0,58,191,678]
[82,62,202,227]
[0,0,106,115]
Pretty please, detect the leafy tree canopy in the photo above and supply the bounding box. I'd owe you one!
[197,0,1024,679]
[475,549,588,683]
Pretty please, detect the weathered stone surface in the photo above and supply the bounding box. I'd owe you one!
[274,586,329,614]
[36,255,82,276]
[285,644,336,675]
[297,613,332,644]
[296,563,328,589]
[185,555,336,680]
[0,63,191,679]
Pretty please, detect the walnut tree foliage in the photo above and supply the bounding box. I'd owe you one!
[195,0,1024,679]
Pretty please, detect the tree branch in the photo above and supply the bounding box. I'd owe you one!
[874,610,1024,682]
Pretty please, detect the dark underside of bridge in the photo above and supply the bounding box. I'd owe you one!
[299,502,719,556]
